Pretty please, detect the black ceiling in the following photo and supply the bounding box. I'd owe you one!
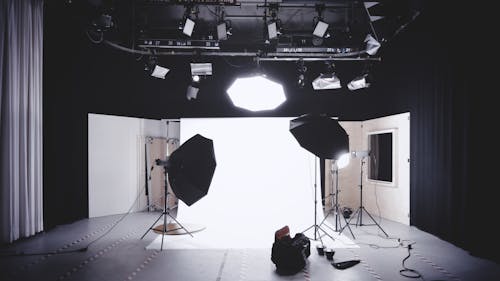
[44,0,430,121]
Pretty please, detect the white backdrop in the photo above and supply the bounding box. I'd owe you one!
[176,117,322,248]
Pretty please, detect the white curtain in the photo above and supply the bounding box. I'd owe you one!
[0,0,44,243]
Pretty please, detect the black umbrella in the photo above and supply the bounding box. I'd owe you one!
[166,134,217,206]
[289,114,349,160]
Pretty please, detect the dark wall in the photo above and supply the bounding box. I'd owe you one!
[43,1,497,262]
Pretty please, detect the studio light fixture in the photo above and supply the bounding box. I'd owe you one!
[144,56,170,79]
[226,75,286,111]
[181,5,198,37]
[313,20,329,38]
[216,6,232,41]
[186,63,212,100]
[217,22,229,40]
[365,34,381,55]
[348,74,371,91]
[92,13,114,32]
[297,60,307,88]
[312,4,329,39]
[267,4,282,40]
[337,153,351,169]
[186,84,199,100]
[190,63,212,77]
[183,18,195,37]
[348,63,372,91]
[151,65,170,79]
[267,21,279,40]
[312,63,341,90]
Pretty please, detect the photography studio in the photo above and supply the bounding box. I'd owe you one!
[0,0,498,281]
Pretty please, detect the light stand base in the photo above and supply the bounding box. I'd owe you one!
[141,210,194,250]
[340,206,388,237]
[301,157,335,245]
[302,224,335,244]
[320,205,355,239]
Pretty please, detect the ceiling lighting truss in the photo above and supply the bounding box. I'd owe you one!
[95,1,421,62]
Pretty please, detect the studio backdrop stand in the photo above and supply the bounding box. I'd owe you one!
[301,158,335,244]
[141,164,193,251]
[320,160,355,238]
[340,154,388,237]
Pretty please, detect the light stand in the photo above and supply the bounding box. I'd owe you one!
[140,160,193,250]
[340,154,388,237]
[319,161,355,238]
[301,157,335,243]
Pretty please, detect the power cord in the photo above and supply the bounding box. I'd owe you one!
[399,243,423,279]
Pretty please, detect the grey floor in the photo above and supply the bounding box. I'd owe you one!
[1,210,499,281]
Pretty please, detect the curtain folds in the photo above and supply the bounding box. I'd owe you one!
[0,0,44,243]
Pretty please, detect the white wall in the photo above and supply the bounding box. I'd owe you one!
[325,113,410,225]
[177,118,323,248]
[325,121,363,210]
[88,114,168,218]
[361,112,410,225]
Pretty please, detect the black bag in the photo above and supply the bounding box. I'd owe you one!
[271,232,311,275]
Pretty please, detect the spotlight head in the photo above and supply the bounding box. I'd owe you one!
[186,85,199,100]
[336,153,351,169]
[352,150,370,158]
[313,20,329,38]
[144,56,169,79]
[267,21,279,40]
[92,14,113,32]
[348,74,371,91]
[297,74,306,88]
[296,60,307,88]
[312,73,341,90]
[217,22,228,40]
[365,34,381,55]
[192,75,201,83]
[190,63,212,77]
[311,36,324,46]
[151,65,170,79]
[183,18,195,37]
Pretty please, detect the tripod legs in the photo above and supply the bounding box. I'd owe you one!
[302,224,335,244]
[301,157,335,244]
[340,206,389,237]
[141,209,194,250]
[320,165,355,238]
[320,205,355,239]
[141,165,194,250]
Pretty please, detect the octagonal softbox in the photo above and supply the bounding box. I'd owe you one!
[167,134,216,206]
[290,114,349,160]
